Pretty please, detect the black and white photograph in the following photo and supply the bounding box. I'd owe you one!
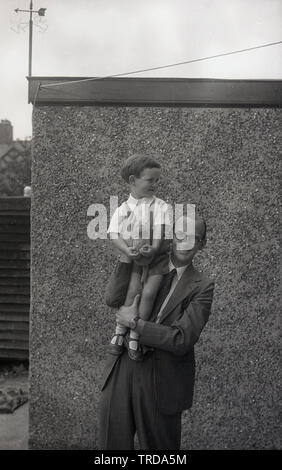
[0,0,281,459]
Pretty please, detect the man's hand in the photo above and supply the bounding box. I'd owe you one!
[116,295,141,328]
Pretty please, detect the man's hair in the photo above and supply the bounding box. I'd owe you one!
[173,215,207,245]
[121,154,161,183]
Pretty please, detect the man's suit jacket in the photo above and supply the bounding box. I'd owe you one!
[102,263,215,415]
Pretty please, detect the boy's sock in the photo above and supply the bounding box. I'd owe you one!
[129,330,139,350]
[128,330,143,361]
[110,324,127,345]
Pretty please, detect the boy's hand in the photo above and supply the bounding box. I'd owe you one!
[140,244,156,258]
[126,246,140,259]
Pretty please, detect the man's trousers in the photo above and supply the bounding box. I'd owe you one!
[99,349,182,450]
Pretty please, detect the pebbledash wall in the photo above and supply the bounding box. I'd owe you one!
[28,78,281,449]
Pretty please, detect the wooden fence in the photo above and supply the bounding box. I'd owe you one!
[0,197,30,360]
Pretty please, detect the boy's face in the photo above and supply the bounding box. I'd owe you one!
[131,167,161,198]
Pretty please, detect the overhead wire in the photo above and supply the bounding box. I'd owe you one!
[39,40,282,90]
[32,40,282,105]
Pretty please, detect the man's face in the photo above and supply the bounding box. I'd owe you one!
[132,167,160,198]
[172,217,205,265]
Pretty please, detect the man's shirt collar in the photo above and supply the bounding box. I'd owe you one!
[169,256,191,280]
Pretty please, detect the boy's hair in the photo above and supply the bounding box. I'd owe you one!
[121,154,161,183]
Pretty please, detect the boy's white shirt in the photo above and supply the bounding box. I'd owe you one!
[107,194,171,238]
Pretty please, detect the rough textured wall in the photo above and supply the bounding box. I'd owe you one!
[30,106,281,449]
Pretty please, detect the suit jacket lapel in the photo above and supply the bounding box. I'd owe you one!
[158,264,202,324]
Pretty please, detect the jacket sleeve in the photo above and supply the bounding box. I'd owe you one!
[104,261,132,308]
[138,280,215,356]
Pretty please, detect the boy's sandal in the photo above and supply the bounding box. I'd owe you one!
[108,333,126,355]
[128,338,143,362]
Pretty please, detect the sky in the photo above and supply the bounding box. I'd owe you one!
[0,0,281,140]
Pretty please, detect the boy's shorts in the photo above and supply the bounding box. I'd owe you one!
[105,240,171,308]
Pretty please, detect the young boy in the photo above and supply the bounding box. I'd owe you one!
[106,154,171,361]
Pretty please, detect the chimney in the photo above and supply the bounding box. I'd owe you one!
[0,120,13,144]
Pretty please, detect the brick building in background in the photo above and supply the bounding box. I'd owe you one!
[0,120,31,196]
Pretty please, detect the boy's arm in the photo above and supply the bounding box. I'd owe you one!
[111,235,139,258]
[140,224,164,257]
[151,223,165,250]
[108,205,139,258]
[132,202,169,257]
[111,236,130,256]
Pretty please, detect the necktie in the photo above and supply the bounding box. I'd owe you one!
[151,268,177,322]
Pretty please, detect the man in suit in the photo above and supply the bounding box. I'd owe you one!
[99,215,215,450]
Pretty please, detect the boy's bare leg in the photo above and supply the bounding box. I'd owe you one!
[139,274,164,320]
[129,274,163,360]
[123,266,142,306]
[108,261,134,355]
[109,264,142,357]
